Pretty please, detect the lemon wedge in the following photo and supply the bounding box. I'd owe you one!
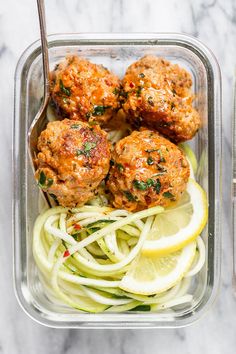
[179,143,198,175]
[120,241,196,295]
[141,179,208,256]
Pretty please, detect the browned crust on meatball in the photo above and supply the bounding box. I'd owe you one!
[35,119,111,207]
[50,55,121,125]
[106,129,190,211]
[121,55,200,143]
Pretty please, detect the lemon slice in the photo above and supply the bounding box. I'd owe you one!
[142,179,208,256]
[179,143,198,175]
[120,241,196,295]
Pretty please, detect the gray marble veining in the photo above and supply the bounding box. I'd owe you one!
[1,0,236,353]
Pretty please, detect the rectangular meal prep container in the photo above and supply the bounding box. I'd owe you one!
[13,33,222,328]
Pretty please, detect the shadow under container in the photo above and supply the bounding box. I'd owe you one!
[13,33,222,328]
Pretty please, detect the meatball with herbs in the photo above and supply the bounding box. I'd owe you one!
[35,119,111,207]
[106,129,190,211]
[50,55,121,125]
[121,55,200,143]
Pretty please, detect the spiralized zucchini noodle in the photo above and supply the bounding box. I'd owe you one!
[33,202,205,313]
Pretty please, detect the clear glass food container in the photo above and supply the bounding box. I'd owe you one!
[13,33,222,328]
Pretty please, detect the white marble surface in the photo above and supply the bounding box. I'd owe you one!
[0,0,236,353]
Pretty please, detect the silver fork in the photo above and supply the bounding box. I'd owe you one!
[28,0,51,205]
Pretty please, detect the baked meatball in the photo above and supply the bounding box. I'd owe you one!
[50,56,121,125]
[35,119,111,207]
[122,55,200,143]
[106,129,190,211]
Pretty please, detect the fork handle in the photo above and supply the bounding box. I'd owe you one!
[37,0,50,98]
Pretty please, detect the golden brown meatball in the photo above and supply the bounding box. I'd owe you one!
[122,55,200,143]
[35,119,111,207]
[50,56,121,125]
[106,129,190,211]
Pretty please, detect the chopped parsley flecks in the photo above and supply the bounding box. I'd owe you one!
[147,157,154,165]
[116,163,124,172]
[47,178,54,188]
[123,191,136,202]
[145,148,158,153]
[133,180,148,191]
[119,90,128,99]
[146,178,155,187]
[139,73,145,78]
[136,86,143,97]
[154,179,161,194]
[133,178,162,194]
[59,79,71,96]
[163,191,175,199]
[145,148,166,162]
[113,87,120,95]
[92,105,111,116]
[76,141,97,157]
[157,149,166,163]
[38,171,54,189]
[84,142,97,152]
[38,170,46,186]
[71,124,81,129]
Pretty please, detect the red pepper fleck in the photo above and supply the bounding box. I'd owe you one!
[124,163,130,168]
[74,223,81,230]
[129,82,135,88]
[63,250,70,257]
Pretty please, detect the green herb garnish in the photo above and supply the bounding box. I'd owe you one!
[133,180,148,191]
[145,149,158,153]
[76,141,97,157]
[38,171,54,188]
[146,178,155,187]
[123,191,136,201]
[38,171,46,187]
[136,86,143,97]
[147,157,154,165]
[157,149,166,162]
[133,178,161,192]
[154,179,161,194]
[119,90,128,99]
[71,124,81,129]
[113,87,120,95]
[163,191,175,199]
[59,79,71,96]
[139,73,145,78]
[47,178,53,188]
[84,142,96,152]
[92,105,111,116]
[116,163,124,172]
